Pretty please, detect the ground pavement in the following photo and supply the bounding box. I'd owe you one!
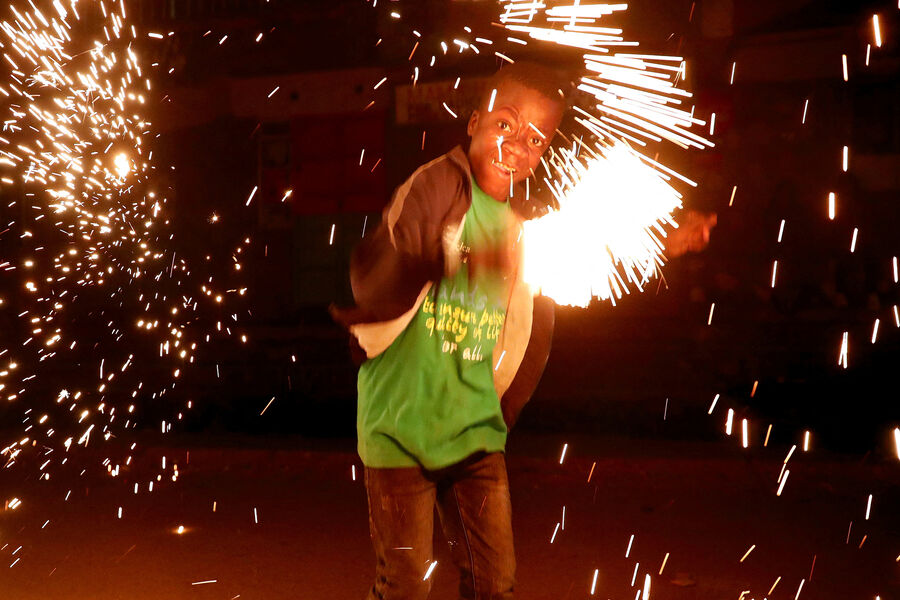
[1,432,898,600]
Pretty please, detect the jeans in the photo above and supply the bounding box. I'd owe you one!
[364,451,515,600]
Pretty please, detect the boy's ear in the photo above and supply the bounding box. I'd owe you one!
[467,110,480,137]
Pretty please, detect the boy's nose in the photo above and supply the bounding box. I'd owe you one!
[501,136,527,160]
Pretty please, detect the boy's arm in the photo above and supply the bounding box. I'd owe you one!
[665,211,717,257]
[500,294,555,430]
[349,154,468,322]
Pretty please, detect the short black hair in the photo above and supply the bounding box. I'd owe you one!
[482,60,569,111]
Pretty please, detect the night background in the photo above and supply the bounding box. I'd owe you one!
[1,0,899,598]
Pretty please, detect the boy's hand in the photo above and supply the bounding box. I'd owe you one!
[666,211,717,258]
[467,243,515,284]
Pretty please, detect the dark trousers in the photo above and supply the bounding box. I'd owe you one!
[364,451,515,600]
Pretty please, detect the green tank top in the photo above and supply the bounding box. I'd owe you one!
[357,179,513,469]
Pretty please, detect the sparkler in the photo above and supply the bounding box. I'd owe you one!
[497,2,711,305]
[371,2,710,306]
[522,141,681,306]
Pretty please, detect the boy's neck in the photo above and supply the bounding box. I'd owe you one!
[473,176,509,203]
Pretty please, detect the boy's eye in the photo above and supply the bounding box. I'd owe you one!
[497,120,511,132]
[531,137,543,146]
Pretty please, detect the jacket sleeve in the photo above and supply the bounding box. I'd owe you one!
[350,156,467,322]
[500,294,555,430]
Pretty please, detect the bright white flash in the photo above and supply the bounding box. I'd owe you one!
[114,153,130,178]
[523,142,681,307]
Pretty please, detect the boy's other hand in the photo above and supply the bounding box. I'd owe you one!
[666,211,717,258]
[467,243,515,285]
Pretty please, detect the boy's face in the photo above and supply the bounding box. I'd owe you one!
[467,80,563,202]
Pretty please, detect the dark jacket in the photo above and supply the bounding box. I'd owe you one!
[331,145,555,429]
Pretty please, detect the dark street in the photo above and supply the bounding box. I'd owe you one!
[2,433,897,599]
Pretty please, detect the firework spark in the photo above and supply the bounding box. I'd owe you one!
[0,0,248,527]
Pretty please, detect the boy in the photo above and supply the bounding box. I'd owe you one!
[333,62,713,599]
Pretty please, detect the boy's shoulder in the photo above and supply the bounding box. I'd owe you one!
[389,146,473,222]
[396,145,553,222]
[405,145,471,187]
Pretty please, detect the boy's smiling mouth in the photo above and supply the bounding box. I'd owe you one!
[492,158,517,175]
